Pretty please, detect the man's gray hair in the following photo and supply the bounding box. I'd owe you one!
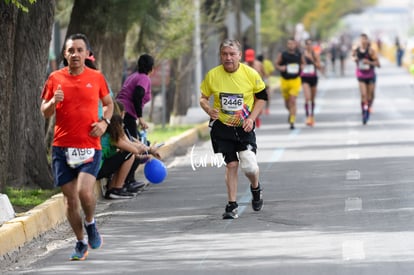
[219,39,241,52]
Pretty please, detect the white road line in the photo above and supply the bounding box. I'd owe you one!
[346,170,361,180]
[342,240,366,260]
[345,197,362,211]
[346,152,360,160]
[347,139,359,145]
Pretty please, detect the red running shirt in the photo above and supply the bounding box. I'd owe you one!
[41,67,110,149]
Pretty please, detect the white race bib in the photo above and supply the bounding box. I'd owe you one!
[287,63,299,74]
[358,60,370,71]
[66,148,95,168]
[220,93,244,113]
[302,64,315,74]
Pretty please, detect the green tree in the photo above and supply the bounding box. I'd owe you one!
[64,0,168,95]
[65,0,215,124]
[261,0,376,41]
[256,0,376,58]
[302,0,377,38]
[3,0,36,12]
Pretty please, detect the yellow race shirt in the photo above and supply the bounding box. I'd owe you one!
[263,59,275,76]
[201,63,266,127]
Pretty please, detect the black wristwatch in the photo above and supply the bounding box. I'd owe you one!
[101,117,111,125]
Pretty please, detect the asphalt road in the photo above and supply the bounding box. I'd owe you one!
[5,58,414,274]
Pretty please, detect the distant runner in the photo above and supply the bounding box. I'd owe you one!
[301,38,322,127]
[352,33,380,125]
[275,38,305,129]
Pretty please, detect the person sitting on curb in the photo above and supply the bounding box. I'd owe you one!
[97,102,161,199]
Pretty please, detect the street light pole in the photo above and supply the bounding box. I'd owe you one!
[194,0,202,107]
[255,0,261,55]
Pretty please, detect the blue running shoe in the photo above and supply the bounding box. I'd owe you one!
[85,222,103,249]
[70,241,88,261]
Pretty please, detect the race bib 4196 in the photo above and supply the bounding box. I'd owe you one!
[66,148,95,168]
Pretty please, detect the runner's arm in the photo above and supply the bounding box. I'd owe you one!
[200,94,218,120]
[314,52,323,71]
[275,53,285,72]
[370,49,381,68]
[300,54,306,71]
[249,89,268,121]
[351,48,358,62]
[101,94,114,121]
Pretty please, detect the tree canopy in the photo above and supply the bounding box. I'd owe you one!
[254,0,376,46]
[3,0,36,12]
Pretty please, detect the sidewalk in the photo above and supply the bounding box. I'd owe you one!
[0,117,210,259]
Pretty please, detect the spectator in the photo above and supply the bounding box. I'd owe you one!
[395,37,404,67]
[116,54,155,190]
[116,54,154,139]
[97,102,160,199]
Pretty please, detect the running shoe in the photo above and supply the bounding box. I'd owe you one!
[105,188,134,199]
[124,181,146,193]
[362,110,369,125]
[310,116,315,127]
[251,184,264,211]
[306,116,312,126]
[222,202,238,219]
[70,241,88,261]
[290,123,295,130]
[85,221,103,249]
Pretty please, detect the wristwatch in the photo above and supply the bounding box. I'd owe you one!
[101,117,111,125]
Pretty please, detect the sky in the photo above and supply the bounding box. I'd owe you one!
[342,0,413,44]
[377,0,411,7]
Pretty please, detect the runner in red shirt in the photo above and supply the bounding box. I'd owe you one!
[41,33,113,261]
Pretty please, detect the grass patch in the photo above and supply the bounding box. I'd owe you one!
[5,187,60,213]
[147,124,194,144]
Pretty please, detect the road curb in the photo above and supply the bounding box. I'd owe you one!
[0,121,209,258]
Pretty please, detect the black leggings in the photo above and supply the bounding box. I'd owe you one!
[97,151,132,180]
[123,112,138,139]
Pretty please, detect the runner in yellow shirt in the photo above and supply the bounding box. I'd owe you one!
[257,54,275,115]
[200,39,268,219]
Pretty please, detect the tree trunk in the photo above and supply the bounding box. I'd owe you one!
[165,59,177,123]
[2,0,55,189]
[94,32,126,94]
[170,54,193,125]
[0,3,18,192]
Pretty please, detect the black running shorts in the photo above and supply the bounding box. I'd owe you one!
[301,76,318,87]
[358,77,375,84]
[210,119,257,164]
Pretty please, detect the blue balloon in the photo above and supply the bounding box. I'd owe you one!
[144,158,167,184]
